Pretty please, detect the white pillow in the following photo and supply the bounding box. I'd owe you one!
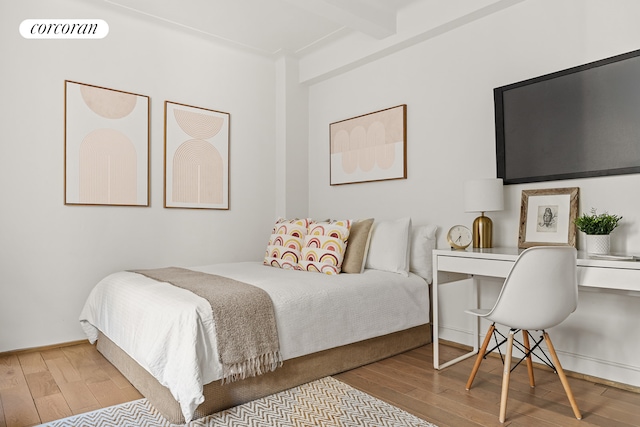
[410,224,438,284]
[365,217,412,276]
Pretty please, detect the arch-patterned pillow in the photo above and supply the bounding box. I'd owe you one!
[299,220,352,275]
[264,218,310,270]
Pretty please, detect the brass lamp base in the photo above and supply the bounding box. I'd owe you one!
[472,213,493,248]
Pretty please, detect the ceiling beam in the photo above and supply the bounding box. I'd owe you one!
[285,0,396,39]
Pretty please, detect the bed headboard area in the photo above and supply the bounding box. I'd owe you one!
[263,217,437,284]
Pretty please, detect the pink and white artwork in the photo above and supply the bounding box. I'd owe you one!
[65,81,149,206]
[164,101,230,209]
[330,105,407,185]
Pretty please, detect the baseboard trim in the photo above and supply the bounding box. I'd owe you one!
[0,339,89,358]
[439,338,640,394]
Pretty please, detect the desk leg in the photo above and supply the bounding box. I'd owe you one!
[432,253,440,369]
[433,272,480,370]
[472,275,479,354]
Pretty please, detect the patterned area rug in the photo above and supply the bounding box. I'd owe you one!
[37,377,436,427]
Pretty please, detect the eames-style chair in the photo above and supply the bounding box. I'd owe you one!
[465,246,581,423]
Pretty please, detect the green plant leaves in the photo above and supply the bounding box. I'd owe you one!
[574,208,622,235]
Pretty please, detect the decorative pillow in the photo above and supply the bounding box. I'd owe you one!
[342,218,375,274]
[299,220,352,275]
[410,224,438,284]
[365,217,412,276]
[264,218,310,270]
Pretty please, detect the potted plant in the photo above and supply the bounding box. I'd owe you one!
[574,208,622,254]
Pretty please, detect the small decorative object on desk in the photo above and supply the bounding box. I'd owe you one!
[447,225,472,250]
[588,253,640,261]
[573,208,622,255]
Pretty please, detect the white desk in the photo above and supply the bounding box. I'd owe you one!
[432,247,640,370]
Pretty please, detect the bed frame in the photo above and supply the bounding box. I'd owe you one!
[97,323,431,424]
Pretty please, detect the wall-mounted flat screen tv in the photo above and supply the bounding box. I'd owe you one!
[495,49,640,184]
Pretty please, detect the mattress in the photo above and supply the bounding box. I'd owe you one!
[79,261,430,422]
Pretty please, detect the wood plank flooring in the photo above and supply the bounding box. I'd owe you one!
[1,341,639,426]
[336,344,640,427]
[0,342,142,427]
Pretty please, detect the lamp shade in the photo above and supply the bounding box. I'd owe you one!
[464,178,504,213]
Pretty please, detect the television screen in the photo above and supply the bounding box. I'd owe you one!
[495,49,640,184]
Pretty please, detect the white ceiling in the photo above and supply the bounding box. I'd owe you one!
[102,0,420,57]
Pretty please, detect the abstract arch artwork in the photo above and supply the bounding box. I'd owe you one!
[65,80,150,206]
[329,105,406,185]
[164,101,230,209]
[79,129,137,204]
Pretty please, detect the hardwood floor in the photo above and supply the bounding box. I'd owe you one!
[0,342,142,427]
[1,341,639,426]
[336,345,640,427]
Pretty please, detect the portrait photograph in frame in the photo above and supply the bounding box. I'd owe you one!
[164,101,230,209]
[518,187,579,248]
[329,104,407,185]
[64,80,150,206]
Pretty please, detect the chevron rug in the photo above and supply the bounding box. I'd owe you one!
[37,376,436,427]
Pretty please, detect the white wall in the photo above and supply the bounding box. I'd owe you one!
[275,55,309,219]
[307,0,640,387]
[0,0,277,352]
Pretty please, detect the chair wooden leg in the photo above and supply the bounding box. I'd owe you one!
[522,330,535,388]
[466,323,495,390]
[544,332,582,420]
[499,330,515,423]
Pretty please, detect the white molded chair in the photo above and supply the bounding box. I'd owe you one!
[465,246,581,423]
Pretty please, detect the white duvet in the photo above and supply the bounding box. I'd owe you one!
[79,262,430,422]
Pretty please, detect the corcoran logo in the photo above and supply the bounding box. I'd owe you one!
[20,19,109,39]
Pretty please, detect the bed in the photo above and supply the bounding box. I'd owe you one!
[79,218,437,424]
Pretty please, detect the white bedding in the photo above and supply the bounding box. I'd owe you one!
[79,262,430,422]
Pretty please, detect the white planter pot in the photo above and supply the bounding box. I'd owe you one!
[586,234,610,255]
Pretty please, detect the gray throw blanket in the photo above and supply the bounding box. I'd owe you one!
[132,267,282,384]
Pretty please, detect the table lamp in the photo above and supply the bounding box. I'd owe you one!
[464,178,504,248]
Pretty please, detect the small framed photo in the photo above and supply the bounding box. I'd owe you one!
[518,187,579,248]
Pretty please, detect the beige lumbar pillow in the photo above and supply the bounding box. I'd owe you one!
[341,218,375,274]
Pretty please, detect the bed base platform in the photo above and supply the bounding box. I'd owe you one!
[97,324,431,424]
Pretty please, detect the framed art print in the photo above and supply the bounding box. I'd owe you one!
[164,101,230,209]
[518,187,579,248]
[64,81,150,206]
[330,104,407,185]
